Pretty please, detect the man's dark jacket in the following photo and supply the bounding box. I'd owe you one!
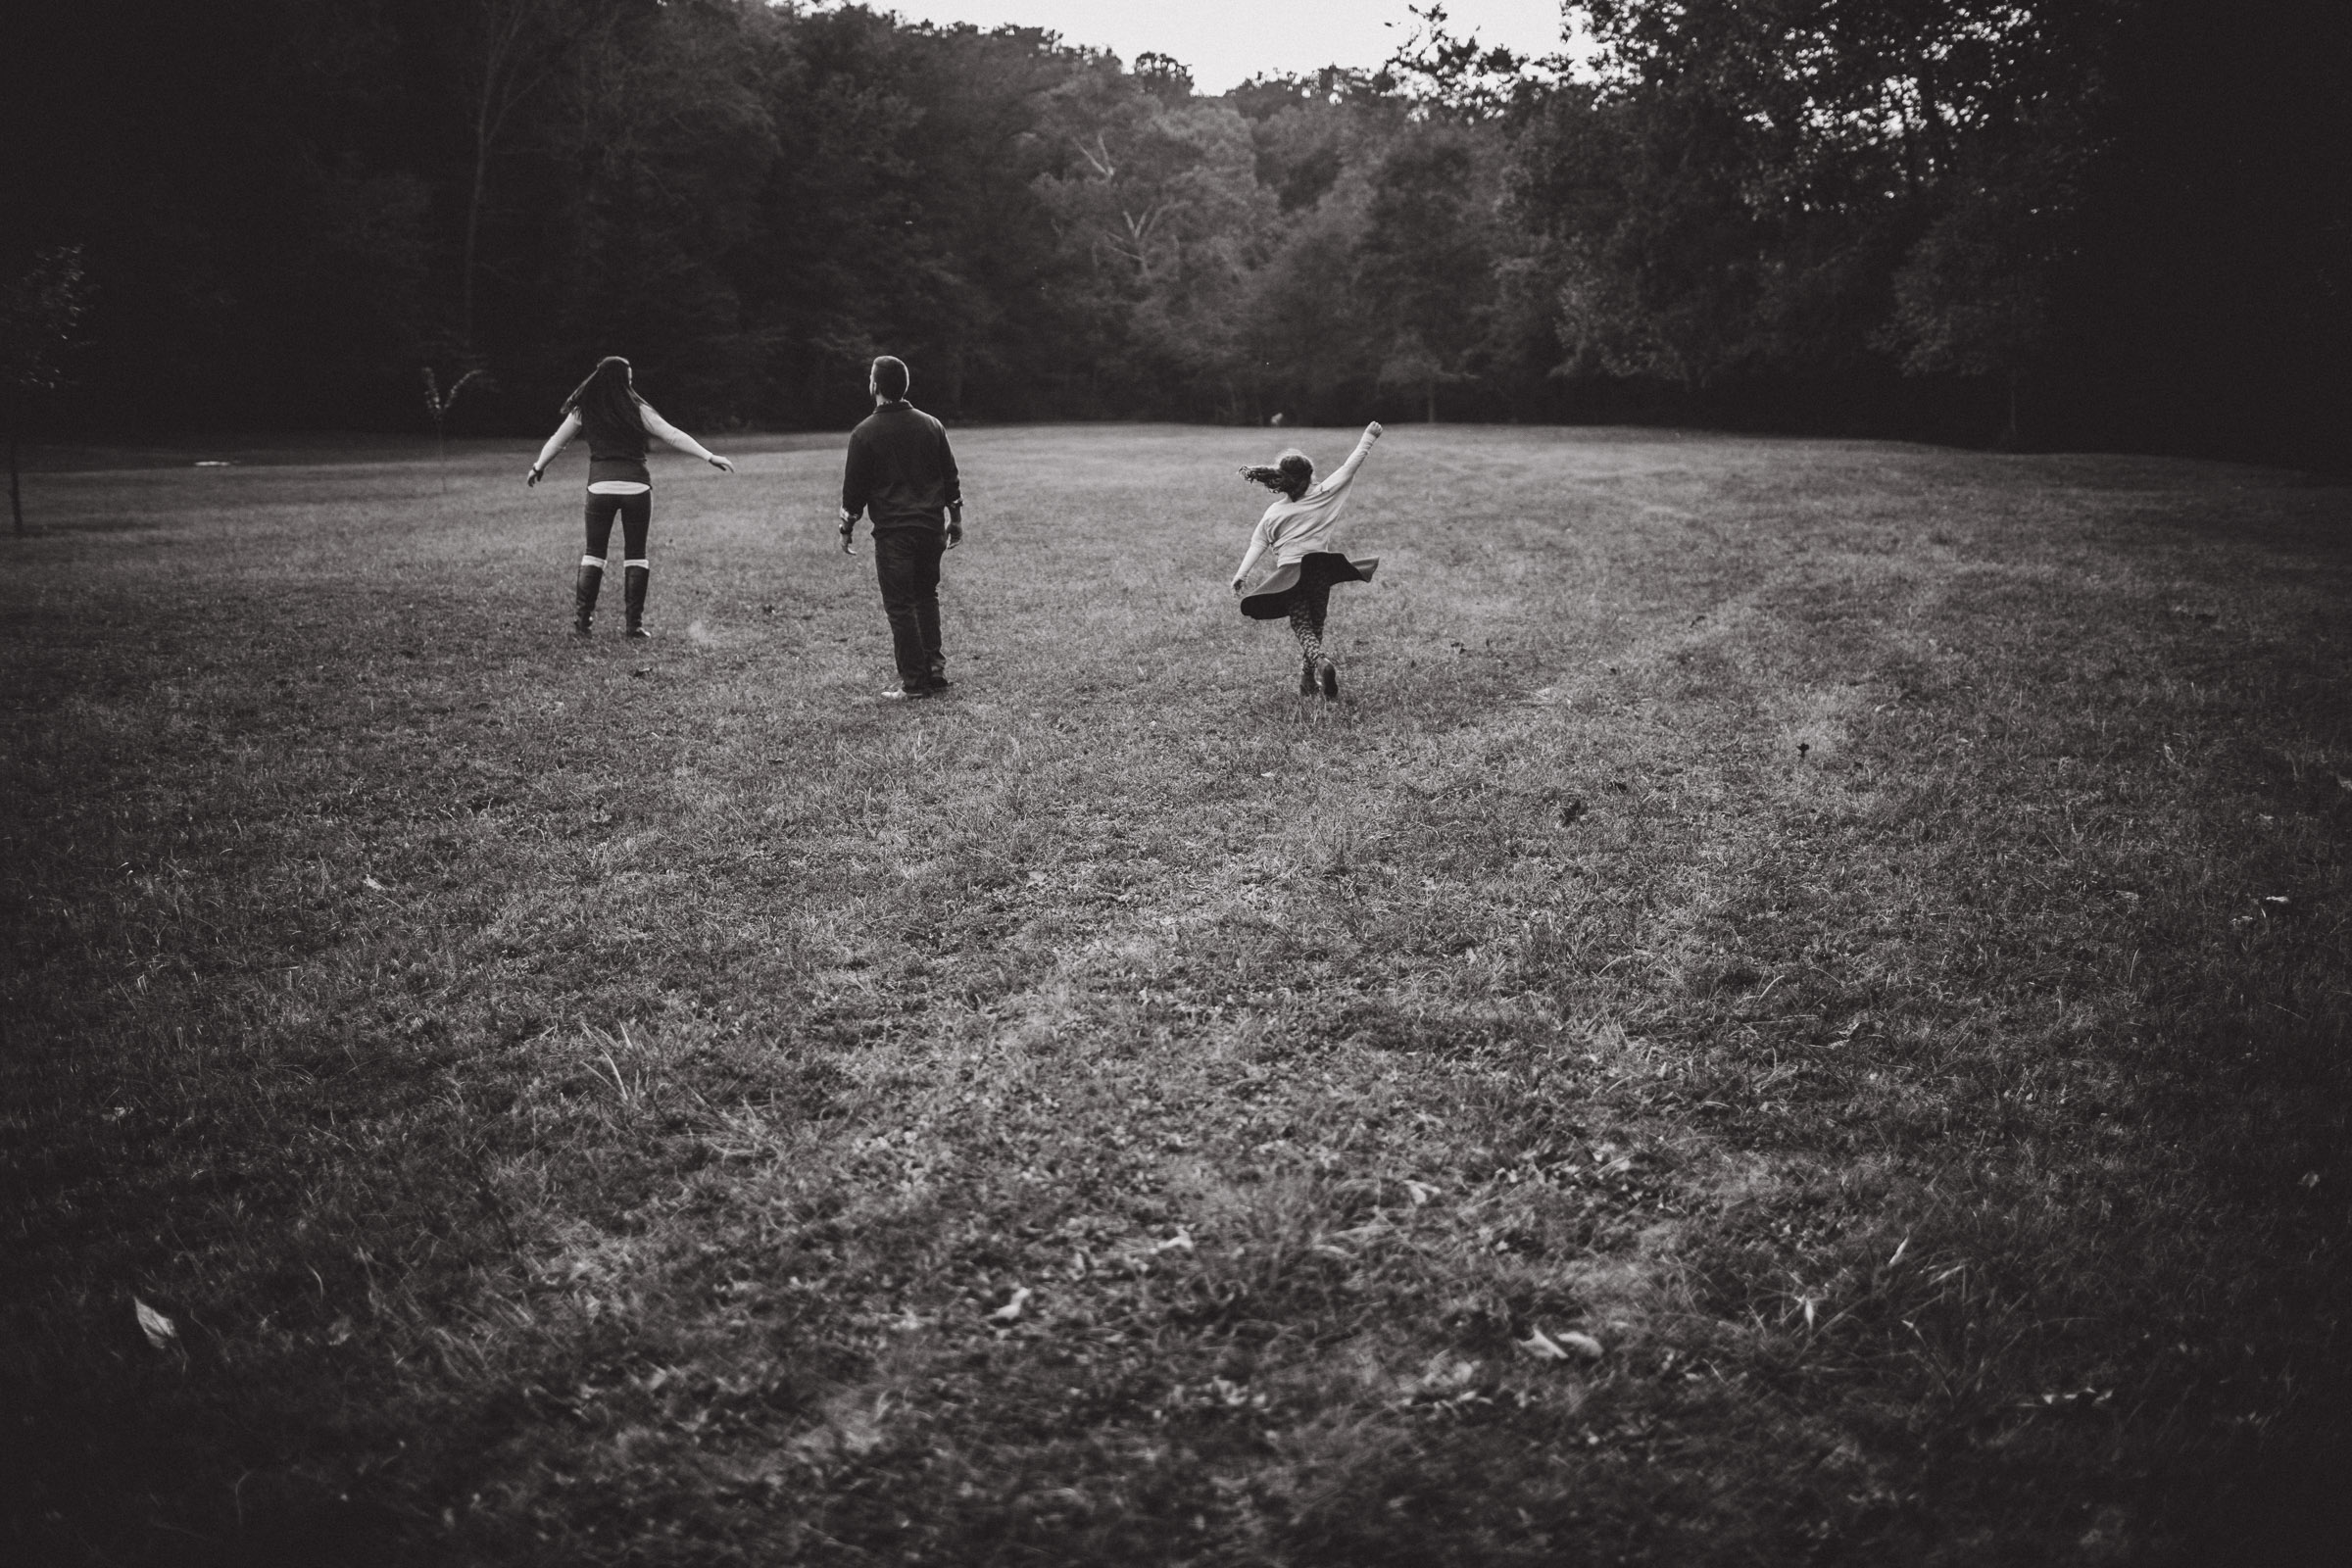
[841,401,959,533]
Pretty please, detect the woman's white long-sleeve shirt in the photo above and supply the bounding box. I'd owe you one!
[1234,428,1379,582]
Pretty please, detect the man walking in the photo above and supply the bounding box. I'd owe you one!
[839,355,963,700]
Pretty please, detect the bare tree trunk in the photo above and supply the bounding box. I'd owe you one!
[2004,368,2021,448]
[9,427,22,536]
[463,140,489,349]
[462,0,547,351]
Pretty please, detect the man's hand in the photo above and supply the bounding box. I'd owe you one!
[1365,421,1383,439]
[525,466,544,488]
[707,455,736,473]
[1232,576,1247,595]
[945,508,965,550]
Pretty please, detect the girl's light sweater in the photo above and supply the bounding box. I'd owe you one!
[1234,427,1379,583]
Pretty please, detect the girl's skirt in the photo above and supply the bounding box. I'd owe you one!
[1239,551,1380,619]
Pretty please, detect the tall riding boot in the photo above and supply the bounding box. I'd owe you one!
[623,563,652,639]
[573,563,603,637]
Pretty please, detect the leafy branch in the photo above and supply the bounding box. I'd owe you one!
[422,366,488,489]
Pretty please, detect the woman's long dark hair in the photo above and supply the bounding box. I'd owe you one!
[561,356,645,431]
[1241,448,1314,501]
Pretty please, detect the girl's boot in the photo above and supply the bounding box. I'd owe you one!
[623,562,652,639]
[573,561,603,637]
[1298,658,1317,697]
[1317,660,1339,701]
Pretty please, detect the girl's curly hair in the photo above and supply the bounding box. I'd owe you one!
[1240,449,1314,502]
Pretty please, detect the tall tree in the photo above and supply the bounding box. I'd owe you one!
[1032,61,1275,414]
[1877,159,2076,445]
[1518,0,2110,403]
[459,0,569,353]
[2,246,91,533]
[1359,124,1501,420]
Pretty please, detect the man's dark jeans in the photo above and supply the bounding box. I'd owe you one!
[874,526,945,685]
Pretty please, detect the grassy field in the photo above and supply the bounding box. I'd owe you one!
[3,424,2348,1566]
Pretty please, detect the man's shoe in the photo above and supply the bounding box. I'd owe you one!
[883,681,933,701]
[1317,660,1339,700]
[927,658,952,689]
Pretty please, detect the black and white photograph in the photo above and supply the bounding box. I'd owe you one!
[3,1,2347,1562]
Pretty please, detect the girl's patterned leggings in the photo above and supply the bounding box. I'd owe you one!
[1287,582,1333,664]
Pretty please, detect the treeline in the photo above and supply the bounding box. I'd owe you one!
[5,0,2345,462]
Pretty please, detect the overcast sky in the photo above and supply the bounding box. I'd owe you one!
[849,0,1580,94]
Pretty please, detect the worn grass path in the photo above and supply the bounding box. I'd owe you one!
[4,426,2349,1565]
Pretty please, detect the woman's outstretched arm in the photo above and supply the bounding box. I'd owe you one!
[640,405,735,471]
[525,412,582,485]
[1308,420,1383,498]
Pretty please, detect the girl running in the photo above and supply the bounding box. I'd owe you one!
[1232,421,1383,699]
[525,357,734,638]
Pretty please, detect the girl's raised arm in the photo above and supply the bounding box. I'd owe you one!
[1310,421,1383,498]
[525,411,582,486]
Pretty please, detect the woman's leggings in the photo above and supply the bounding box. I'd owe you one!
[583,489,652,568]
[1287,581,1333,664]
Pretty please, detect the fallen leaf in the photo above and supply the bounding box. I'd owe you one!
[835,1394,891,1454]
[988,1286,1031,1323]
[134,1298,177,1349]
[1556,1330,1604,1360]
[1153,1228,1195,1253]
[363,876,388,892]
[1519,1328,1571,1361]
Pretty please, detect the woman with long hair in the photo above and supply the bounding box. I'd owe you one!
[525,356,733,638]
[1232,421,1383,699]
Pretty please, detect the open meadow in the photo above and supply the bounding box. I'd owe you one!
[3,425,2348,1566]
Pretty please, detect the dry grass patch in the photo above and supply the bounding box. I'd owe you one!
[3,427,2347,1565]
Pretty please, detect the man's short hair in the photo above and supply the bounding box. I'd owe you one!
[870,356,909,401]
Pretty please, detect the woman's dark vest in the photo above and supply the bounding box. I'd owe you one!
[581,398,652,485]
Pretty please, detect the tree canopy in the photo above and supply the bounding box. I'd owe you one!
[3,0,2341,463]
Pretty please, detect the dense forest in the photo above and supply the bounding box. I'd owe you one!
[4,0,2346,463]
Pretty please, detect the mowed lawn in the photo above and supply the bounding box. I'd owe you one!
[3,425,2348,1566]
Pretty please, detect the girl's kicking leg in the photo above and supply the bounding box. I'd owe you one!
[1288,593,1326,695]
[1289,583,1337,699]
